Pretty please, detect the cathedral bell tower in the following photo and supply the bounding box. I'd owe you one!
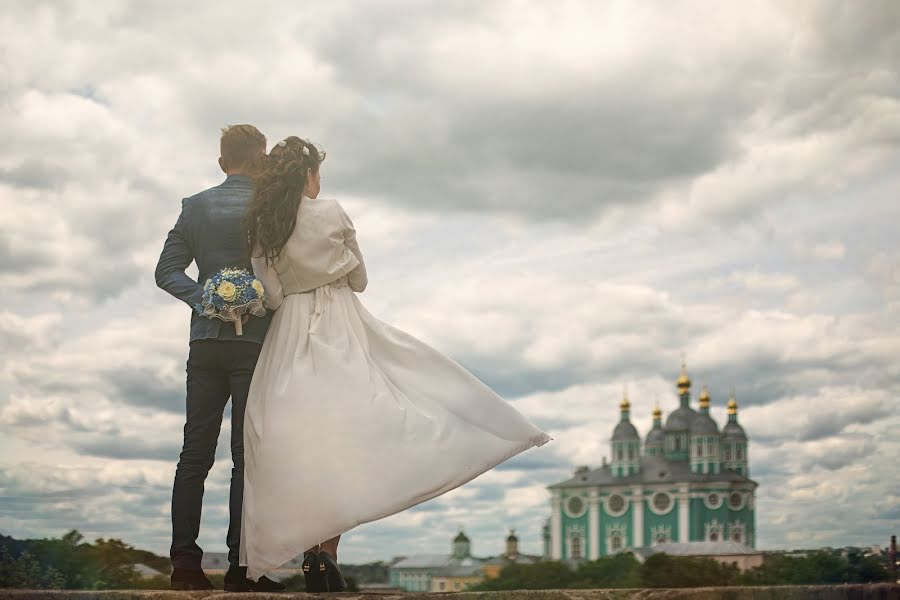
[610,389,641,476]
[722,392,749,475]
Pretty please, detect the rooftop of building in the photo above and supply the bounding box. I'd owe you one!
[482,553,543,566]
[391,553,487,569]
[548,455,757,489]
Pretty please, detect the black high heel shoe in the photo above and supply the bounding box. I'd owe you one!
[302,551,328,593]
[318,551,347,592]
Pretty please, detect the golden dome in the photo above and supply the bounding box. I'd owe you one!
[699,384,710,408]
[677,361,691,391]
[652,402,662,419]
[620,394,631,411]
[727,391,738,414]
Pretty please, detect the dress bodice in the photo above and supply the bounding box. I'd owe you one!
[251,197,367,309]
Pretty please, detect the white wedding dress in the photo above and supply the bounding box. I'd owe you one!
[239,197,552,580]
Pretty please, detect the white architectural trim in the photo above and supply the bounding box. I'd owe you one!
[647,491,674,516]
[631,486,644,548]
[678,486,690,542]
[588,489,600,560]
[727,491,747,511]
[563,494,588,518]
[551,490,563,559]
[729,520,746,544]
[705,519,724,542]
[605,523,627,554]
[703,491,725,509]
[565,523,586,560]
[604,493,629,517]
[650,524,672,545]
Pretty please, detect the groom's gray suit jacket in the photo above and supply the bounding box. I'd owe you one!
[155,174,272,344]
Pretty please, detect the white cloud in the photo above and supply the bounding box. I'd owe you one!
[793,240,847,261]
[727,270,801,293]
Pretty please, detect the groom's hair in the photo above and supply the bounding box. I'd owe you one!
[220,124,266,169]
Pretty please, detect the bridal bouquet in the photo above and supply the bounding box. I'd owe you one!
[194,267,268,336]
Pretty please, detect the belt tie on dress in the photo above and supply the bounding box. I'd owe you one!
[309,284,334,335]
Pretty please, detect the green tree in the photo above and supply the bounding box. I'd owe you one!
[0,548,64,589]
[845,548,891,583]
[0,530,165,589]
[741,549,892,586]
[640,553,739,588]
[88,538,141,589]
[572,554,641,588]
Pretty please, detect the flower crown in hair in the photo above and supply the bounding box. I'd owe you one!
[276,139,310,156]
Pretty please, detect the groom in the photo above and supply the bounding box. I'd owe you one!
[155,124,283,592]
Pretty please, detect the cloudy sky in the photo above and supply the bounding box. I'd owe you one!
[2,0,899,564]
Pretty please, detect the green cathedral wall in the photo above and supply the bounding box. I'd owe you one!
[560,491,590,560]
[598,492,632,556]
[642,495,679,546]
[690,494,756,545]
[555,486,756,559]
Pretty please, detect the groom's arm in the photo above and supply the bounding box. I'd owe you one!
[155,199,204,308]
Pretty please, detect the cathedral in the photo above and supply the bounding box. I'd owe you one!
[545,365,757,560]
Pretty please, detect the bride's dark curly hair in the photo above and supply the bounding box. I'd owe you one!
[244,136,326,263]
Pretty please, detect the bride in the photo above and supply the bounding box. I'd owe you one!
[239,136,552,590]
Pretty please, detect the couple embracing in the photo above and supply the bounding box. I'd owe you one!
[155,124,552,592]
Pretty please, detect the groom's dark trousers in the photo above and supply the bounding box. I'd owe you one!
[155,174,272,570]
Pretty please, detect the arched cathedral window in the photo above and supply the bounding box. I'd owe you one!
[570,534,582,559]
[606,524,627,554]
[730,522,746,544]
[705,520,724,542]
[651,525,672,545]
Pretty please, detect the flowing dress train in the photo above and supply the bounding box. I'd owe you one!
[239,197,552,580]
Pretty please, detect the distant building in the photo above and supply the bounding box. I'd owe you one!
[624,540,764,572]
[547,364,758,560]
[133,563,166,579]
[389,529,543,592]
[200,552,230,575]
[481,530,542,579]
[429,567,485,593]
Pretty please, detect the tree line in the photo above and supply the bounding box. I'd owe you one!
[1,531,170,589]
[1,530,891,590]
[470,550,892,590]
